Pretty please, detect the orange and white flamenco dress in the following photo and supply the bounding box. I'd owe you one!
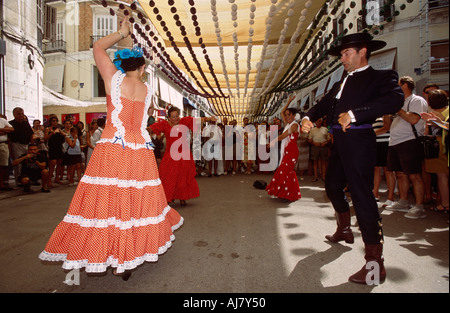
[39,71,184,274]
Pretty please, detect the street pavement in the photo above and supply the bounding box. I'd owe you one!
[0,172,448,294]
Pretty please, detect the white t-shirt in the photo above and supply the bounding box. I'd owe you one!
[308,126,330,144]
[389,94,428,146]
[91,127,103,147]
[0,118,13,142]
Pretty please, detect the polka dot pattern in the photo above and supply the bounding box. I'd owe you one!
[39,76,183,274]
[266,132,301,202]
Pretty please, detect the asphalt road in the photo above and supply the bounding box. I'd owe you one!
[0,172,448,294]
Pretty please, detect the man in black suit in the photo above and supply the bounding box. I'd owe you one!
[301,33,404,285]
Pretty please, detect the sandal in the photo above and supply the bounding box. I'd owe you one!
[312,177,318,182]
[434,205,449,213]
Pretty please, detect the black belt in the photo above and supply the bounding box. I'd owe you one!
[331,124,372,130]
[330,124,373,134]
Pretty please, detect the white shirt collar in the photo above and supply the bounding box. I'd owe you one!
[348,65,371,76]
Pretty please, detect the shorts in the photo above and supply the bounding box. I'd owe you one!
[310,145,329,161]
[48,149,64,160]
[62,154,82,166]
[20,169,42,182]
[387,139,423,175]
[0,143,9,167]
[375,141,389,167]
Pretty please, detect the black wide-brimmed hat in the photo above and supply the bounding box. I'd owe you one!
[328,33,387,57]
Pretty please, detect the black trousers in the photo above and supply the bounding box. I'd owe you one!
[325,128,383,245]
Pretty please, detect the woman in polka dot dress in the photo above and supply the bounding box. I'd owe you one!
[39,19,183,280]
[266,96,302,202]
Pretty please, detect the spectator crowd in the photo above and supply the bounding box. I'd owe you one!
[0,76,448,221]
[0,111,105,193]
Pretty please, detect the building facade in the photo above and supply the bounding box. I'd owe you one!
[42,0,207,126]
[0,0,46,121]
[1,1,448,123]
[287,0,449,114]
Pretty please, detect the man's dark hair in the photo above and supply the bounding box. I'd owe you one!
[97,118,106,128]
[354,45,372,61]
[423,83,439,93]
[399,76,415,91]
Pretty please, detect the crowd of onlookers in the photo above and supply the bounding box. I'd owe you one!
[1,108,328,194]
[0,111,105,193]
[380,79,448,220]
[188,115,330,182]
[1,76,448,221]
[156,78,448,222]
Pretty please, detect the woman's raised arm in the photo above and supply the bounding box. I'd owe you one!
[93,17,131,93]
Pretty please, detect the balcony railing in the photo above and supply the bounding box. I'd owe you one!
[90,36,117,49]
[429,0,449,10]
[42,40,66,54]
[44,0,66,4]
[431,57,449,74]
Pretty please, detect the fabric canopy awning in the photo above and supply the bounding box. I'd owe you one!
[300,95,309,110]
[43,85,105,107]
[158,77,184,111]
[138,0,326,118]
[369,48,397,70]
[183,97,197,110]
[327,65,345,93]
[315,76,330,100]
[44,65,65,93]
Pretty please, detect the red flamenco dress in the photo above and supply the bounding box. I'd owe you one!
[266,121,302,202]
[150,117,200,203]
[39,71,184,274]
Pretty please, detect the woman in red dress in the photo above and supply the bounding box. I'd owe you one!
[39,19,183,281]
[266,96,302,202]
[149,106,216,207]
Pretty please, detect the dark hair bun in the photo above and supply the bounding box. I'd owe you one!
[120,57,145,72]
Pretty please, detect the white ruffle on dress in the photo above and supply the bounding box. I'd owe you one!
[39,71,184,273]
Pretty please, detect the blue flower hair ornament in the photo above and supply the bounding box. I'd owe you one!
[113,47,144,73]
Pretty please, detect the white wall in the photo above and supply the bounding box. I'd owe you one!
[2,0,44,122]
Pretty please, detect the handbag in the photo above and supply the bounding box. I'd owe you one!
[411,125,440,159]
[421,135,440,159]
[407,98,440,159]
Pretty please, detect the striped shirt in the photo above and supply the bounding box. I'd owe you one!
[372,117,390,143]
